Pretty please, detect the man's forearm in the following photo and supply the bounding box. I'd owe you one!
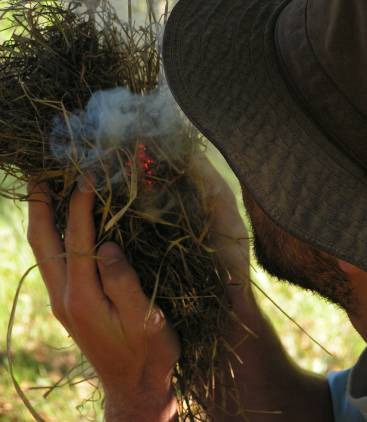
[212,286,333,421]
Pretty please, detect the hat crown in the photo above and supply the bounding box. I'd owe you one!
[276,0,367,171]
[308,0,367,118]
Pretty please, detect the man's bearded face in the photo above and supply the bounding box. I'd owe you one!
[242,187,356,314]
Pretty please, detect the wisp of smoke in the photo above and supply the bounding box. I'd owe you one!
[50,84,181,169]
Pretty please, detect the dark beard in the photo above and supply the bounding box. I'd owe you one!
[251,228,355,313]
[241,184,356,314]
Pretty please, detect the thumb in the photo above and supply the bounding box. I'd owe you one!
[97,242,153,328]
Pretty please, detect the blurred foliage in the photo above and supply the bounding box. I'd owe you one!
[0,1,12,42]
[252,266,365,373]
[0,195,104,421]
[0,0,365,421]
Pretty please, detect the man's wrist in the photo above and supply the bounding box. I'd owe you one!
[104,388,178,422]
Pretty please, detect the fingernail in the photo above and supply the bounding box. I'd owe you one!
[145,309,165,332]
[77,173,95,193]
[103,253,124,266]
[98,243,125,266]
[27,181,50,197]
[27,181,37,195]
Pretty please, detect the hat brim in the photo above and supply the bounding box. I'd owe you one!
[163,0,367,271]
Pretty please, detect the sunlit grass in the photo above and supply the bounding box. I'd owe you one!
[0,2,13,42]
[0,197,103,421]
[253,266,365,373]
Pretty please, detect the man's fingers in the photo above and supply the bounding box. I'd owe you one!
[27,181,66,320]
[97,242,158,337]
[65,175,106,305]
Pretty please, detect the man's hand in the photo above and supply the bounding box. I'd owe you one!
[27,179,179,422]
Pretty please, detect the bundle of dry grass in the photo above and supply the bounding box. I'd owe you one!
[0,1,244,420]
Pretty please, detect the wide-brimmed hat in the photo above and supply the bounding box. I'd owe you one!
[163,0,367,271]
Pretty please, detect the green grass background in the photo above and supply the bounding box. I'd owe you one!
[0,1,365,421]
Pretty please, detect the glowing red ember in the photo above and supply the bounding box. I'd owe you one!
[126,143,157,190]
